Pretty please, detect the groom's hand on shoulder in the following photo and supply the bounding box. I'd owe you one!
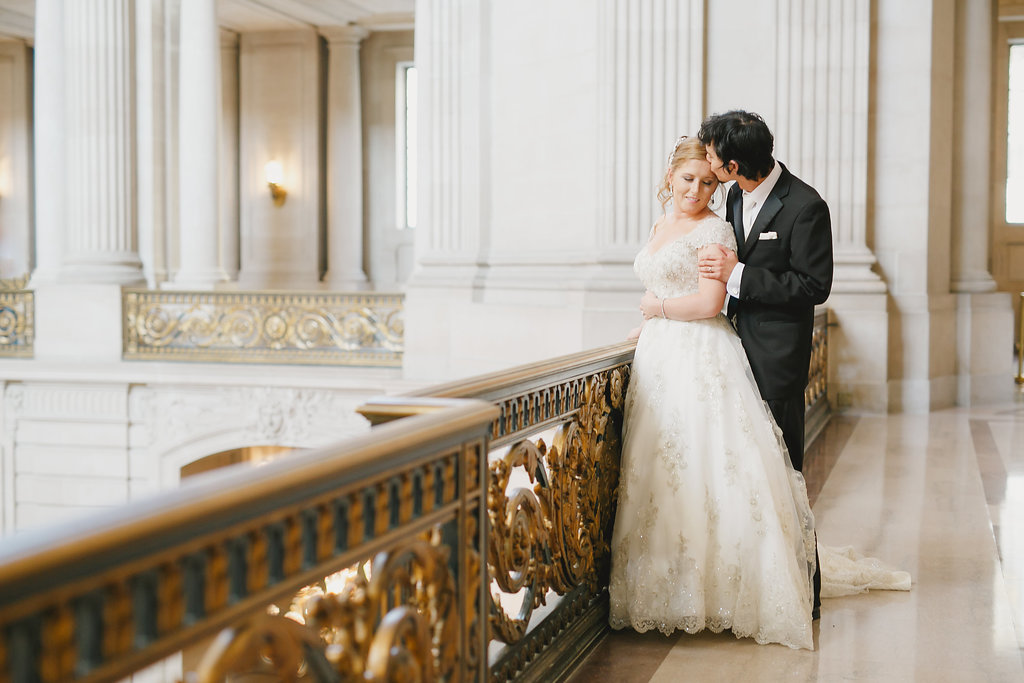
[698,244,737,283]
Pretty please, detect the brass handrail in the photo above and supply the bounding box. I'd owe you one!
[0,316,829,682]
[0,399,497,682]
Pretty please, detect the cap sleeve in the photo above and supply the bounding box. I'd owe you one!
[692,216,737,252]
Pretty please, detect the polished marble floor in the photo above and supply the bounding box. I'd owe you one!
[569,398,1024,682]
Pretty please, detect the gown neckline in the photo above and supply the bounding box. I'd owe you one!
[645,214,718,259]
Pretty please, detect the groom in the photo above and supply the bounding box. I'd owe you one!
[696,110,833,473]
[697,111,832,620]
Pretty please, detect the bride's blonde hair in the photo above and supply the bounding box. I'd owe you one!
[657,136,712,211]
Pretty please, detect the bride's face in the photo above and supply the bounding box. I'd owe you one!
[670,159,719,215]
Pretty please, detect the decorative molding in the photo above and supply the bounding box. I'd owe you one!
[0,289,33,358]
[128,384,372,480]
[122,289,403,366]
[6,383,128,421]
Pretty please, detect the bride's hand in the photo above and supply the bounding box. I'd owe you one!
[640,290,662,320]
[626,325,643,340]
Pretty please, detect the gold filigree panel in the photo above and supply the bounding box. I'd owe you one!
[122,289,403,366]
[487,367,628,647]
[805,309,829,409]
[198,536,458,682]
[0,288,34,358]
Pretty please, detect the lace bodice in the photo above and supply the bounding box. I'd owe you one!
[634,215,737,298]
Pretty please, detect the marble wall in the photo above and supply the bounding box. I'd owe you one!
[405,0,1015,410]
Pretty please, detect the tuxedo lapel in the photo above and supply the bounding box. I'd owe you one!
[730,187,744,250]
[739,165,793,260]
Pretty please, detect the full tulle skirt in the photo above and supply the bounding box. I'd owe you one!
[608,314,816,650]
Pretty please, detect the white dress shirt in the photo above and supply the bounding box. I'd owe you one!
[726,160,783,298]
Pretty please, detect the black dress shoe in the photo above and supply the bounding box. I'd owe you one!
[812,607,820,620]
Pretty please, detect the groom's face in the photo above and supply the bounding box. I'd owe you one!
[705,143,735,183]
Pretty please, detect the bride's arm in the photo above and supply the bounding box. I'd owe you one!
[639,246,728,322]
[641,279,726,321]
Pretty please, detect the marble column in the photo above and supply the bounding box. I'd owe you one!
[30,0,63,284]
[772,0,889,412]
[952,0,1013,404]
[174,0,227,288]
[220,29,241,281]
[61,0,144,284]
[952,0,998,294]
[322,26,369,290]
[0,41,33,280]
[775,0,884,294]
[597,0,705,260]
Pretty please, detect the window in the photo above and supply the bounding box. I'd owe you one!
[396,63,418,229]
[1008,44,1024,224]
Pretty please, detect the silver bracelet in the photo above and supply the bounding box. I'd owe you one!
[661,297,667,319]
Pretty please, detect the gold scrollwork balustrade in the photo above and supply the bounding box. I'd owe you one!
[122,289,403,367]
[359,341,635,682]
[804,307,831,445]
[0,398,496,682]
[0,329,827,682]
[0,274,33,358]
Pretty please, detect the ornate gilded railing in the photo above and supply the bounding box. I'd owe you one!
[360,341,635,682]
[1016,292,1023,385]
[804,307,830,445]
[0,274,33,359]
[0,398,497,682]
[122,289,403,367]
[0,319,827,682]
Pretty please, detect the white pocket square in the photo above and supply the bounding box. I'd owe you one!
[758,231,778,240]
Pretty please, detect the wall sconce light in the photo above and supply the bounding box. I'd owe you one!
[265,160,287,206]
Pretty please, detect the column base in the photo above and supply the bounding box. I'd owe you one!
[60,260,145,285]
[321,271,370,292]
[955,291,1016,405]
[826,291,890,413]
[32,283,128,362]
[171,268,230,291]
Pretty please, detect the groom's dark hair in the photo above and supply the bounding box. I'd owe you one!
[698,110,775,181]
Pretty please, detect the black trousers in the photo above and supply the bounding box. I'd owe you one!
[766,393,806,472]
[766,392,820,615]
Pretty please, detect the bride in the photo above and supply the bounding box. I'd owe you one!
[608,136,908,650]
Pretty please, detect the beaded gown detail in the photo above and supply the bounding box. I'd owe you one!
[608,215,817,650]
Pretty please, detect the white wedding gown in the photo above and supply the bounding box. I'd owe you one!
[608,215,909,651]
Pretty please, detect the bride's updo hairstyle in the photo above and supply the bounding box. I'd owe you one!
[657,135,713,211]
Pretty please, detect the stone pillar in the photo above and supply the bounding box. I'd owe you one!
[0,40,33,280]
[952,0,997,294]
[30,0,64,284]
[220,29,241,281]
[952,0,1014,404]
[322,26,370,290]
[597,0,705,260]
[174,0,227,288]
[61,0,143,284]
[772,0,888,412]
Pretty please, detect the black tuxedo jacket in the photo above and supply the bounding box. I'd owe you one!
[726,163,833,400]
